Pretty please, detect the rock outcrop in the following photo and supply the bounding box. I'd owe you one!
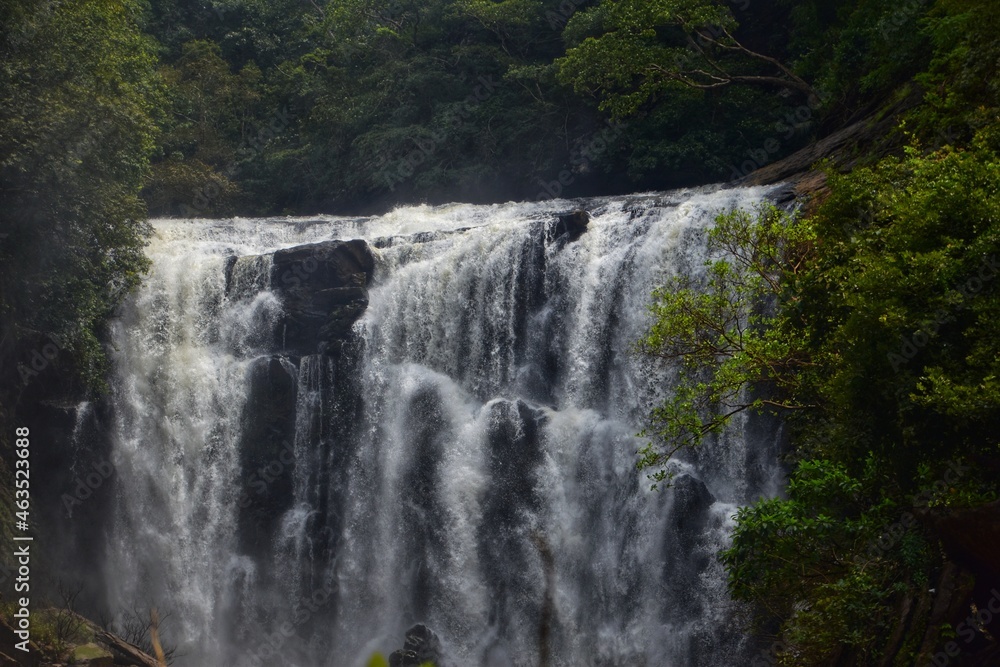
[660,474,716,622]
[224,239,377,575]
[269,238,376,355]
[547,210,589,244]
[389,624,444,667]
[237,355,298,554]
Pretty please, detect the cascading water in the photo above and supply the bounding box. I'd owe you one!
[105,186,786,667]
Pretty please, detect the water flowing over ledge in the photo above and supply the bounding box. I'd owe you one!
[104,186,787,666]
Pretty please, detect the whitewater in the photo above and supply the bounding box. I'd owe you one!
[104,185,785,666]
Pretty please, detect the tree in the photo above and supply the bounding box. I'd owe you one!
[0,0,160,393]
[556,0,818,118]
[636,203,815,485]
[657,133,1000,665]
[145,39,263,215]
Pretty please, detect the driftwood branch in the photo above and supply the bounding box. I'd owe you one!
[96,629,161,667]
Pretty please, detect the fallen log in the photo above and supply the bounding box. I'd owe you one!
[95,629,161,667]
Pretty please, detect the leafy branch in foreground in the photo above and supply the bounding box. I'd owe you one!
[718,131,1000,665]
[636,203,815,486]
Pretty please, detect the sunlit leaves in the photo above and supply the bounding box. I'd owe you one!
[636,204,814,485]
[0,0,160,391]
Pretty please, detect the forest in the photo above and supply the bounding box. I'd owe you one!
[1,0,1000,665]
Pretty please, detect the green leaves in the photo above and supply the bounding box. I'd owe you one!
[717,95,1000,666]
[803,139,1000,470]
[636,204,814,485]
[644,128,1000,661]
[721,458,919,663]
[1,0,160,392]
[556,0,816,116]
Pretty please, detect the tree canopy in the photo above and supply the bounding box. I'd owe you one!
[135,0,941,215]
[635,2,1000,662]
[556,0,818,117]
[2,1,1000,662]
[0,0,160,394]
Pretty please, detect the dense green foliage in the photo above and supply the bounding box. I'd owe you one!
[2,0,999,663]
[137,0,951,214]
[644,140,1000,665]
[7,0,948,223]
[0,0,160,394]
[720,140,1000,664]
[636,204,816,487]
[0,0,160,588]
[638,1,1000,662]
[142,0,624,214]
[556,0,819,114]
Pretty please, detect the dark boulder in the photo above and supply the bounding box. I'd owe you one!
[237,355,298,554]
[388,624,443,667]
[921,498,1000,584]
[477,400,548,630]
[270,239,376,354]
[547,210,590,244]
[659,474,716,622]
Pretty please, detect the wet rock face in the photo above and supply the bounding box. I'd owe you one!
[389,624,444,667]
[660,474,717,623]
[548,209,590,244]
[478,400,548,630]
[238,355,298,554]
[270,238,376,354]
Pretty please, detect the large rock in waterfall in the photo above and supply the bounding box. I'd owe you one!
[238,355,298,554]
[269,238,375,354]
[660,474,717,621]
[389,624,444,667]
[547,209,589,244]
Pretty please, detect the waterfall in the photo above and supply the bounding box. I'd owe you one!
[105,186,786,666]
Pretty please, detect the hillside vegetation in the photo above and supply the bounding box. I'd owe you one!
[636,1,1000,664]
[1,1,999,665]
